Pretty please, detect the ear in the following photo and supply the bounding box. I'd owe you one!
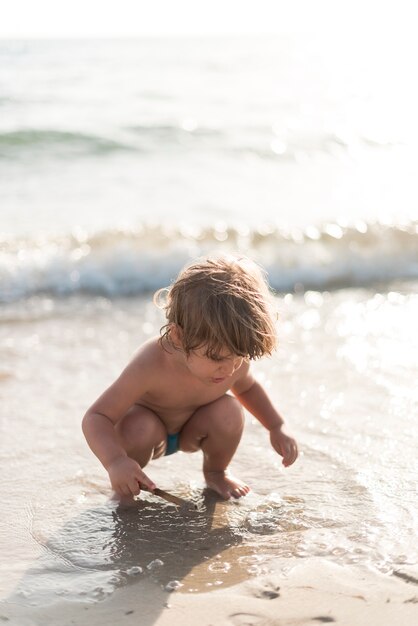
[169,324,184,348]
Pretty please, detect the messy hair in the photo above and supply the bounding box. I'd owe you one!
[155,256,277,360]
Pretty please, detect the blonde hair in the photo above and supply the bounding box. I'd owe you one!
[155,256,277,359]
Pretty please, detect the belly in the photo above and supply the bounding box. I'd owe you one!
[136,389,229,433]
[134,400,196,433]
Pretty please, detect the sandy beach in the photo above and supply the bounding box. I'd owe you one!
[1,291,417,625]
[2,558,418,625]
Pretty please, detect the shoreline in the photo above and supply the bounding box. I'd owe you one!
[2,560,418,626]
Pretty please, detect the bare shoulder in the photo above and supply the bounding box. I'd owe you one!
[129,336,164,370]
[86,337,164,423]
[231,359,256,395]
[132,337,163,362]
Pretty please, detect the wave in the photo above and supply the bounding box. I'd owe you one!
[1,221,417,302]
[126,123,225,139]
[0,124,389,161]
[0,129,135,158]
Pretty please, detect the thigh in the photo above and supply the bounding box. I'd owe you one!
[179,394,244,453]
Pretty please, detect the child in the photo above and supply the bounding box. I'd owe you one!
[82,256,298,500]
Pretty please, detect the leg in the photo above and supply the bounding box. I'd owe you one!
[115,404,167,468]
[179,395,250,500]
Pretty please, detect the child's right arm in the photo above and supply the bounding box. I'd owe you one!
[82,356,156,496]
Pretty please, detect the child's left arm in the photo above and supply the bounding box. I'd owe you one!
[232,366,298,467]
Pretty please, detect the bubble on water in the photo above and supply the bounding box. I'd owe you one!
[375,561,393,574]
[109,575,120,584]
[208,561,231,573]
[245,512,278,535]
[165,580,183,591]
[91,586,111,600]
[266,492,284,505]
[147,559,164,570]
[126,566,143,576]
[238,554,264,566]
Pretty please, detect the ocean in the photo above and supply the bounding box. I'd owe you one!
[0,36,417,609]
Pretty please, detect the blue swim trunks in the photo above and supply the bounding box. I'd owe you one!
[165,432,180,456]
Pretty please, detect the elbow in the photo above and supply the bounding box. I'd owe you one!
[81,412,92,438]
[82,410,113,437]
[236,379,257,398]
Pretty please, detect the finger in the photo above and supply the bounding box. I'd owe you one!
[281,445,291,462]
[281,446,291,465]
[283,444,298,466]
[137,471,156,492]
[128,478,141,496]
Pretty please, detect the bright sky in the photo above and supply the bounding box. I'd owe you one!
[0,0,414,38]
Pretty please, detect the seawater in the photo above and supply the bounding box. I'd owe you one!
[0,35,418,606]
[1,37,418,302]
[1,36,418,235]
[0,289,417,603]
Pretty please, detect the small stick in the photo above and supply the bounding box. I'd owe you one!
[144,486,193,508]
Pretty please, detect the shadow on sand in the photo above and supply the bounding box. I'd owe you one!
[0,489,261,625]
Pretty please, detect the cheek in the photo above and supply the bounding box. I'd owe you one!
[187,357,212,376]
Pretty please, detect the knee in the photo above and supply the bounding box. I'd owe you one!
[209,395,245,435]
[116,406,165,453]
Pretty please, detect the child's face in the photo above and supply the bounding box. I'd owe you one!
[185,346,244,385]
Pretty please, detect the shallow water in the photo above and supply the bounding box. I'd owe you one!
[1,287,417,605]
[1,34,417,609]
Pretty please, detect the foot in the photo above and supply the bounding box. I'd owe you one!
[204,470,250,500]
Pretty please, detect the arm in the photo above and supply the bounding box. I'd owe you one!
[82,351,156,495]
[232,364,298,467]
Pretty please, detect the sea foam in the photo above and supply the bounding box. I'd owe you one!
[1,220,417,302]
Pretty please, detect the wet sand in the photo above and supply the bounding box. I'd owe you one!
[2,559,418,626]
[1,290,418,624]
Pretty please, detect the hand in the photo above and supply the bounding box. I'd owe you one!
[269,425,298,467]
[107,456,156,497]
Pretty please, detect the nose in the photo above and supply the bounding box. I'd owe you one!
[219,357,242,376]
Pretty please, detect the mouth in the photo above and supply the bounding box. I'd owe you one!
[211,377,226,384]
